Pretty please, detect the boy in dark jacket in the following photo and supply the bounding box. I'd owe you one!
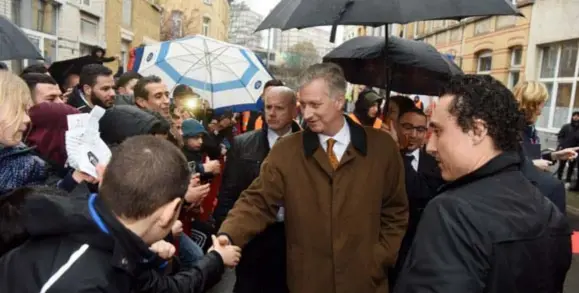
[0,135,241,293]
[182,119,221,178]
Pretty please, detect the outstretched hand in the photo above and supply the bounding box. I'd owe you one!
[208,235,240,268]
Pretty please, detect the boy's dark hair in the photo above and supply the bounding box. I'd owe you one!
[99,135,190,219]
[399,106,427,120]
[173,84,195,99]
[21,64,49,76]
[79,64,113,89]
[264,79,284,90]
[20,73,58,93]
[134,75,163,101]
[115,71,142,89]
[442,74,524,152]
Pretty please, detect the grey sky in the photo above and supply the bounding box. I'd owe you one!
[243,0,279,17]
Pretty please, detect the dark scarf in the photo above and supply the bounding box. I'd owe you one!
[0,144,48,194]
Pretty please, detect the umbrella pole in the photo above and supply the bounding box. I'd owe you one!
[383,25,392,123]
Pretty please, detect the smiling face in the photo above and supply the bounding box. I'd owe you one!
[298,78,345,135]
[137,82,170,119]
[399,111,428,152]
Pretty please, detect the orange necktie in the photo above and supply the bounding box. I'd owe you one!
[327,138,339,170]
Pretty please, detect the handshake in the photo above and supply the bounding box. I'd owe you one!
[150,235,241,268]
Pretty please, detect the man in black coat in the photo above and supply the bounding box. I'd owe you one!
[0,136,239,293]
[213,86,301,293]
[389,107,445,289]
[67,64,116,113]
[394,75,572,293]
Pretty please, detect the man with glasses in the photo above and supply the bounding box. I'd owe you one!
[389,106,445,289]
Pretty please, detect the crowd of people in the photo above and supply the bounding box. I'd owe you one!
[0,59,576,293]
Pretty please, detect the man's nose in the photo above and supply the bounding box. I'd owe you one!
[302,107,313,119]
[426,137,436,156]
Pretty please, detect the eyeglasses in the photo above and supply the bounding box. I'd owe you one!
[400,123,427,134]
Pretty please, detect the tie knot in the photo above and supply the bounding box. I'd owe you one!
[327,138,336,150]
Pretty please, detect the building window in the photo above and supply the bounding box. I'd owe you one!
[202,17,211,36]
[474,18,492,35]
[12,0,21,26]
[82,0,91,5]
[537,40,579,130]
[508,47,523,89]
[122,0,132,27]
[476,51,493,74]
[121,41,130,69]
[36,0,46,32]
[203,0,212,4]
[80,14,98,43]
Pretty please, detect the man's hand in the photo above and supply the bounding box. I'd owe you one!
[171,220,183,236]
[551,147,579,161]
[185,175,210,204]
[72,170,98,184]
[208,235,240,267]
[382,120,399,145]
[203,159,221,175]
[533,159,553,171]
[149,240,176,260]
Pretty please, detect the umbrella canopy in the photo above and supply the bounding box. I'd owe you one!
[49,55,100,88]
[131,35,273,113]
[256,0,520,32]
[324,36,462,95]
[0,15,43,61]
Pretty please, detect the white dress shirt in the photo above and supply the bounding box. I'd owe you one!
[267,127,293,222]
[318,119,351,162]
[267,127,293,149]
[406,148,421,172]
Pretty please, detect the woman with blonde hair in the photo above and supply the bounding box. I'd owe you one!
[514,81,578,170]
[0,71,93,195]
[0,71,47,193]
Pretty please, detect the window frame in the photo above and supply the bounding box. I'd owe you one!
[202,16,211,36]
[476,51,493,74]
[536,40,579,132]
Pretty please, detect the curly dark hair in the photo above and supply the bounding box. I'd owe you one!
[442,74,524,152]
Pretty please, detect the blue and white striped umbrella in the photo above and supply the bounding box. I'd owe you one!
[132,35,272,112]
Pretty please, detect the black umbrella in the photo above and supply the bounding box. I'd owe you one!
[0,15,43,60]
[324,36,462,95]
[49,55,100,88]
[256,0,520,39]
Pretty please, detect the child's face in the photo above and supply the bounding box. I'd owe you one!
[186,135,203,151]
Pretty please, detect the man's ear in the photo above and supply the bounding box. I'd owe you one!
[95,163,106,183]
[135,96,147,109]
[158,198,182,229]
[471,119,488,145]
[82,84,92,97]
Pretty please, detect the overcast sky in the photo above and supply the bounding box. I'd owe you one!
[243,0,280,17]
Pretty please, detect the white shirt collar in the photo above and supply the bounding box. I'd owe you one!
[268,127,293,148]
[318,118,350,147]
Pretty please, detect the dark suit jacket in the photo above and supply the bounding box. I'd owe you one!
[519,153,566,215]
[390,148,445,288]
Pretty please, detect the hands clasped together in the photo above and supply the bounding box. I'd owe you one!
[149,235,241,268]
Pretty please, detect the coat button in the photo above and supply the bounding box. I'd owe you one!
[121,257,129,267]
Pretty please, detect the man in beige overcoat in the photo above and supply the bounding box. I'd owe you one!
[217,63,408,293]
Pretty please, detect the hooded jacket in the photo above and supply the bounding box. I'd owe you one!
[99,105,161,146]
[0,191,225,293]
[352,89,383,127]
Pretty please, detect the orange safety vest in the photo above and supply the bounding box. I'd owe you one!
[255,116,263,130]
[241,111,251,132]
[348,113,383,129]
